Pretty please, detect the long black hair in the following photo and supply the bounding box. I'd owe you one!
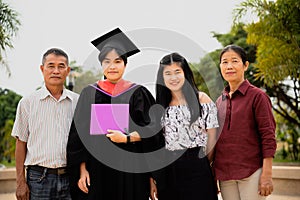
[155,52,202,124]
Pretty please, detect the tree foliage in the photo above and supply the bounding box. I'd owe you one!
[0,0,21,76]
[234,0,300,130]
[68,60,102,94]
[0,88,22,162]
[275,111,300,161]
[0,88,21,128]
[0,119,15,162]
[191,51,224,101]
[225,0,300,160]
[73,69,102,94]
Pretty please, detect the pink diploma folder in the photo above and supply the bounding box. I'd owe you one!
[90,104,129,135]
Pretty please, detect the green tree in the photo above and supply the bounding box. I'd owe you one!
[275,111,300,161]
[66,60,102,94]
[65,60,84,92]
[73,69,102,94]
[0,88,22,162]
[191,51,224,101]
[0,0,21,76]
[0,88,21,128]
[69,60,83,74]
[234,0,300,160]
[0,119,15,162]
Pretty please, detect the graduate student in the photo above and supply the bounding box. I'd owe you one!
[67,28,158,200]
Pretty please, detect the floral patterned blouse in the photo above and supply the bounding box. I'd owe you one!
[162,102,219,151]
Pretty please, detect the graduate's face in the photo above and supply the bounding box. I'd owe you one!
[163,63,185,92]
[101,49,125,83]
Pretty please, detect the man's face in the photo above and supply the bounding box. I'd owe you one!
[40,54,70,87]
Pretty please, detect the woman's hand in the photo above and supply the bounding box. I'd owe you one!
[259,157,273,196]
[259,173,273,196]
[106,130,142,143]
[106,130,127,143]
[78,162,90,193]
[150,177,158,200]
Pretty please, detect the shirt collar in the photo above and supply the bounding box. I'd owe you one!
[222,80,250,100]
[97,79,135,96]
[39,85,74,101]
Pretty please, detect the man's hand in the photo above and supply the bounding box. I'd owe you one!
[16,180,29,200]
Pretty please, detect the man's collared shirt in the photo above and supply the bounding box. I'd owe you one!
[12,85,79,168]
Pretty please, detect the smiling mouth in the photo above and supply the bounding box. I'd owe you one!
[169,82,180,85]
[226,72,235,75]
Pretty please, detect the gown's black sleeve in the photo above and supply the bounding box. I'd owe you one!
[129,86,164,153]
[67,86,93,199]
[130,86,167,193]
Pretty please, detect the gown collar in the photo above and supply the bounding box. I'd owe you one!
[97,79,136,96]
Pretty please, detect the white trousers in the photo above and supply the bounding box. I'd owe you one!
[220,168,266,200]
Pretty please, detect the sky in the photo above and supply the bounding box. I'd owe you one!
[0,0,245,96]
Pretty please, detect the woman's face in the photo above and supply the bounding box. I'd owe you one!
[101,49,125,83]
[220,50,248,84]
[163,63,185,93]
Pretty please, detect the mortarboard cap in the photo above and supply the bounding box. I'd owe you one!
[91,28,140,58]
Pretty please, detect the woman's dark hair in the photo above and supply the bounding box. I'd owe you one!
[98,47,128,66]
[219,45,247,65]
[155,52,202,124]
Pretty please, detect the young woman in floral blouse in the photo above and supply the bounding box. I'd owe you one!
[150,52,218,200]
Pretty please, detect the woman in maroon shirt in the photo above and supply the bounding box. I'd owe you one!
[214,45,276,200]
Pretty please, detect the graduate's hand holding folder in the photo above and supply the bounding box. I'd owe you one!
[106,129,127,143]
[90,104,141,143]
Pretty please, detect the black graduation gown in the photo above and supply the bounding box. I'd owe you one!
[67,83,160,200]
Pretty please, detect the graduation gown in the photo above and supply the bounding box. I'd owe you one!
[67,82,160,200]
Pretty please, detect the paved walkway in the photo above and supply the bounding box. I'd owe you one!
[1,193,299,200]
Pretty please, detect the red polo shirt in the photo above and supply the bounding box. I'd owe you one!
[214,80,276,181]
